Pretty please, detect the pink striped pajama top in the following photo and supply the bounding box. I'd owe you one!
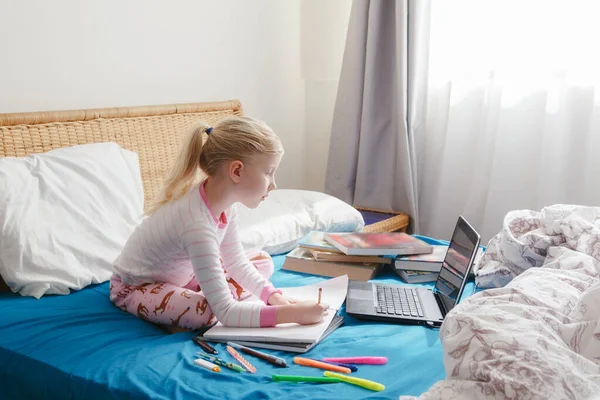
[112,182,280,327]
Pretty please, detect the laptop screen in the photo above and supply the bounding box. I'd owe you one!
[434,216,480,314]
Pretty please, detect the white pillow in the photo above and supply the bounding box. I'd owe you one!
[0,143,144,298]
[236,189,364,255]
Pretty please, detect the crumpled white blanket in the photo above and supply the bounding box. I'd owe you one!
[401,204,600,400]
[475,204,600,289]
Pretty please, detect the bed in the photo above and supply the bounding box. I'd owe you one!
[0,100,457,400]
[1,245,469,400]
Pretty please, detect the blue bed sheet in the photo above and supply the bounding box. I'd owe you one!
[0,237,474,400]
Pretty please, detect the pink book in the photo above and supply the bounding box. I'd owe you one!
[324,232,432,256]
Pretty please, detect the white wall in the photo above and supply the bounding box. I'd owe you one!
[0,0,353,191]
[301,0,352,191]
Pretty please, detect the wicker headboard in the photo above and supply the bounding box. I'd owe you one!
[0,100,243,209]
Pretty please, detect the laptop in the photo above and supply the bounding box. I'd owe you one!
[346,216,480,328]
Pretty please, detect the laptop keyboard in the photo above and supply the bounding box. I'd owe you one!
[375,285,424,317]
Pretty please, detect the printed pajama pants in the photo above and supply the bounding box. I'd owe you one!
[109,250,274,330]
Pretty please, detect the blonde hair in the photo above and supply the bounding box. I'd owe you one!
[146,116,283,215]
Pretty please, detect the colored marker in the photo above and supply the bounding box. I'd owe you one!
[227,342,287,367]
[321,356,388,365]
[318,287,322,304]
[324,371,385,392]
[319,360,358,372]
[293,357,351,374]
[303,357,358,372]
[193,358,220,372]
[193,337,218,355]
[196,352,245,373]
[272,375,341,383]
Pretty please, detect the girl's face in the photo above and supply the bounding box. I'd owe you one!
[236,153,282,209]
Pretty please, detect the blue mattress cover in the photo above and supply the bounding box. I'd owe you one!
[0,236,475,400]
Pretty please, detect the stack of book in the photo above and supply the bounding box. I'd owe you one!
[393,245,485,283]
[283,231,433,281]
[393,245,448,283]
[283,232,389,281]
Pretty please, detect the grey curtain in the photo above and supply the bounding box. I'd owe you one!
[325,0,422,232]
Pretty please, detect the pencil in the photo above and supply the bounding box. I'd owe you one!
[227,342,288,367]
[193,337,218,355]
[318,288,322,304]
[196,353,245,373]
[227,345,257,373]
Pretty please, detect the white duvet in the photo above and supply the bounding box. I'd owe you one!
[403,205,600,400]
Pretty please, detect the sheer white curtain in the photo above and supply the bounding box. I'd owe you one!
[416,0,600,243]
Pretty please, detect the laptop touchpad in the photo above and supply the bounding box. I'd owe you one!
[350,289,373,301]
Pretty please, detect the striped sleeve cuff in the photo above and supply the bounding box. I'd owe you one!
[259,305,278,327]
[260,285,282,304]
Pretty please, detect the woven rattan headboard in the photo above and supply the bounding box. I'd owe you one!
[0,100,243,209]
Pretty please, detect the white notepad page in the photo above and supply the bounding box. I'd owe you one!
[203,275,348,343]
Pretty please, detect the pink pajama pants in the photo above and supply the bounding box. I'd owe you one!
[109,250,274,330]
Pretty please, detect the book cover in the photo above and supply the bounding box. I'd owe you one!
[396,269,439,284]
[394,245,448,272]
[324,232,433,256]
[297,231,343,253]
[395,246,486,274]
[309,249,393,265]
[195,316,344,353]
[283,247,383,282]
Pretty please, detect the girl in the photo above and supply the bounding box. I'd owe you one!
[110,116,328,330]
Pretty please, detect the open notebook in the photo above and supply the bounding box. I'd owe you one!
[196,316,344,353]
[199,275,348,348]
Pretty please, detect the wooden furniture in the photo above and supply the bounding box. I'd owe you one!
[356,206,409,233]
[0,100,243,209]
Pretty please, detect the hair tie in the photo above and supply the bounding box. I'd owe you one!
[205,127,213,135]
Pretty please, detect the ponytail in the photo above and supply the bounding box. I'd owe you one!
[146,122,210,215]
[146,116,283,215]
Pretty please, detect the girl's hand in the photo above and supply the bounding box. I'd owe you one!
[275,301,329,325]
[267,292,297,306]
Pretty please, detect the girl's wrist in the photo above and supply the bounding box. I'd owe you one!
[275,304,296,324]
